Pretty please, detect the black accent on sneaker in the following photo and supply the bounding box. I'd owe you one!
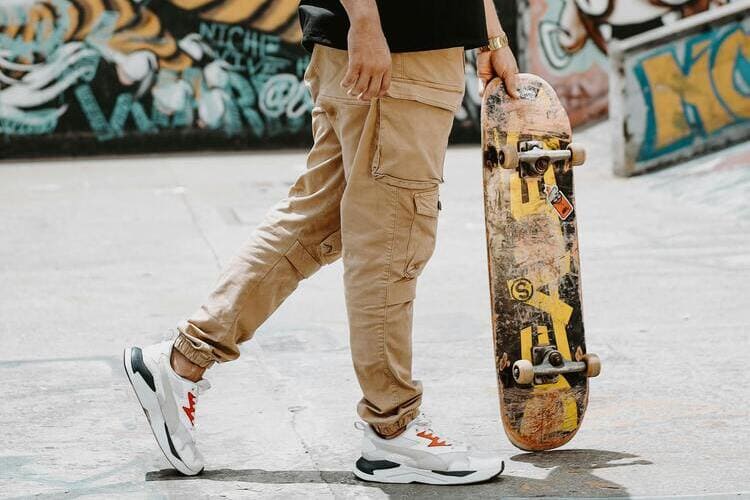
[430,470,475,477]
[433,460,504,478]
[356,457,400,475]
[131,347,156,392]
[164,423,181,460]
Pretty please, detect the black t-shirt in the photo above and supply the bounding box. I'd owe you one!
[298,0,488,53]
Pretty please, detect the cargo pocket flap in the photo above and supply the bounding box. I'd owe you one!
[387,278,417,306]
[387,80,464,114]
[414,191,439,218]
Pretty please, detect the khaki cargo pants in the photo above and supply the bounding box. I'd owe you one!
[174,45,466,436]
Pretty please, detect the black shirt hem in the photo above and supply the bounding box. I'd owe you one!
[302,34,488,54]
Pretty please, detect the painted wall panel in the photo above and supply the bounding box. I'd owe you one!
[518,0,737,126]
[0,0,312,157]
[610,2,750,176]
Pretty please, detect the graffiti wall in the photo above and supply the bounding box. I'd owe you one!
[610,3,749,175]
[0,0,516,158]
[0,0,317,157]
[519,0,736,126]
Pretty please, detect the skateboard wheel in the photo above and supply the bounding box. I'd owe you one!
[499,145,519,170]
[512,359,534,385]
[568,144,586,166]
[583,353,601,378]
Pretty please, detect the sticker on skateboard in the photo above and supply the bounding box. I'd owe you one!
[545,185,574,221]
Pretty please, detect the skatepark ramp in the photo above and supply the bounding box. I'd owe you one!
[609,1,750,176]
[514,0,744,128]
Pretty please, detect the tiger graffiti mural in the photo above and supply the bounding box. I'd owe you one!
[0,0,505,156]
[0,0,312,152]
[524,0,735,125]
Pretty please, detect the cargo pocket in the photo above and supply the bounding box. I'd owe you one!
[403,189,440,279]
[371,83,462,190]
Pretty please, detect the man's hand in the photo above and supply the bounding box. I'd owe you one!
[477,46,519,98]
[340,1,391,101]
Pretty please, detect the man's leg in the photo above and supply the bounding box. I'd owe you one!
[339,99,430,437]
[124,53,348,475]
[174,104,346,370]
[316,45,504,485]
[313,46,465,437]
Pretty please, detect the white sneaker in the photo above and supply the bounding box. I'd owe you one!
[123,341,210,476]
[353,415,504,485]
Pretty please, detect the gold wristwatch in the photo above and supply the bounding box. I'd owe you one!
[478,32,509,53]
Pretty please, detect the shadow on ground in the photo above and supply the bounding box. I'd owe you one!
[147,449,651,498]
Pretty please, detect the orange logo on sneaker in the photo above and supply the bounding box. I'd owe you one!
[183,392,196,425]
[417,430,450,447]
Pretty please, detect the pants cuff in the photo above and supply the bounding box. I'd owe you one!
[370,408,420,438]
[173,331,217,369]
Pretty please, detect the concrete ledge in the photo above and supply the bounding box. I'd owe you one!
[610,1,750,176]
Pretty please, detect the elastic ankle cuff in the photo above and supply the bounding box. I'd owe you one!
[371,409,419,438]
[173,333,216,369]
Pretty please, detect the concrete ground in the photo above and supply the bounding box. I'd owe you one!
[1,121,749,499]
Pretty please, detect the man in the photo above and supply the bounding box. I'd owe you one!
[123,0,519,485]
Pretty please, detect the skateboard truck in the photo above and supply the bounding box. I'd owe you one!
[512,345,601,385]
[497,141,586,177]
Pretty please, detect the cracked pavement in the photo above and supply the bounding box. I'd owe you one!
[1,122,749,498]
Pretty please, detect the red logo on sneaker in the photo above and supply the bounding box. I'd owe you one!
[182,392,196,425]
[417,431,450,447]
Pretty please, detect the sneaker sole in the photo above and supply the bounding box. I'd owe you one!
[123,346,203,476]
[353,457,504,485]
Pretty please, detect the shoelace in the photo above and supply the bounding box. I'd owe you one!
[414,417,451,446]
[413,415,466,448]
[354,414,464,447]
[184,379,211,431]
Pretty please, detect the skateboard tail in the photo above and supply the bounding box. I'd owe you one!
[500,383,589,451]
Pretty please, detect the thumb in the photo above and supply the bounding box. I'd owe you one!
[504,72,520,99]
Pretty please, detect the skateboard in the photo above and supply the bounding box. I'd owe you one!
[480,74,600,451]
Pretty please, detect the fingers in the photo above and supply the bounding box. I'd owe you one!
[348,70,372,98]
[362,72,383,100]
[342,62,391,100]
[340,62,360,90]
[378,67,391,97]
[478,72,518,99]
[485,49,521,99]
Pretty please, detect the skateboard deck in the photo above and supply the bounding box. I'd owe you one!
[480,74,600,451]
